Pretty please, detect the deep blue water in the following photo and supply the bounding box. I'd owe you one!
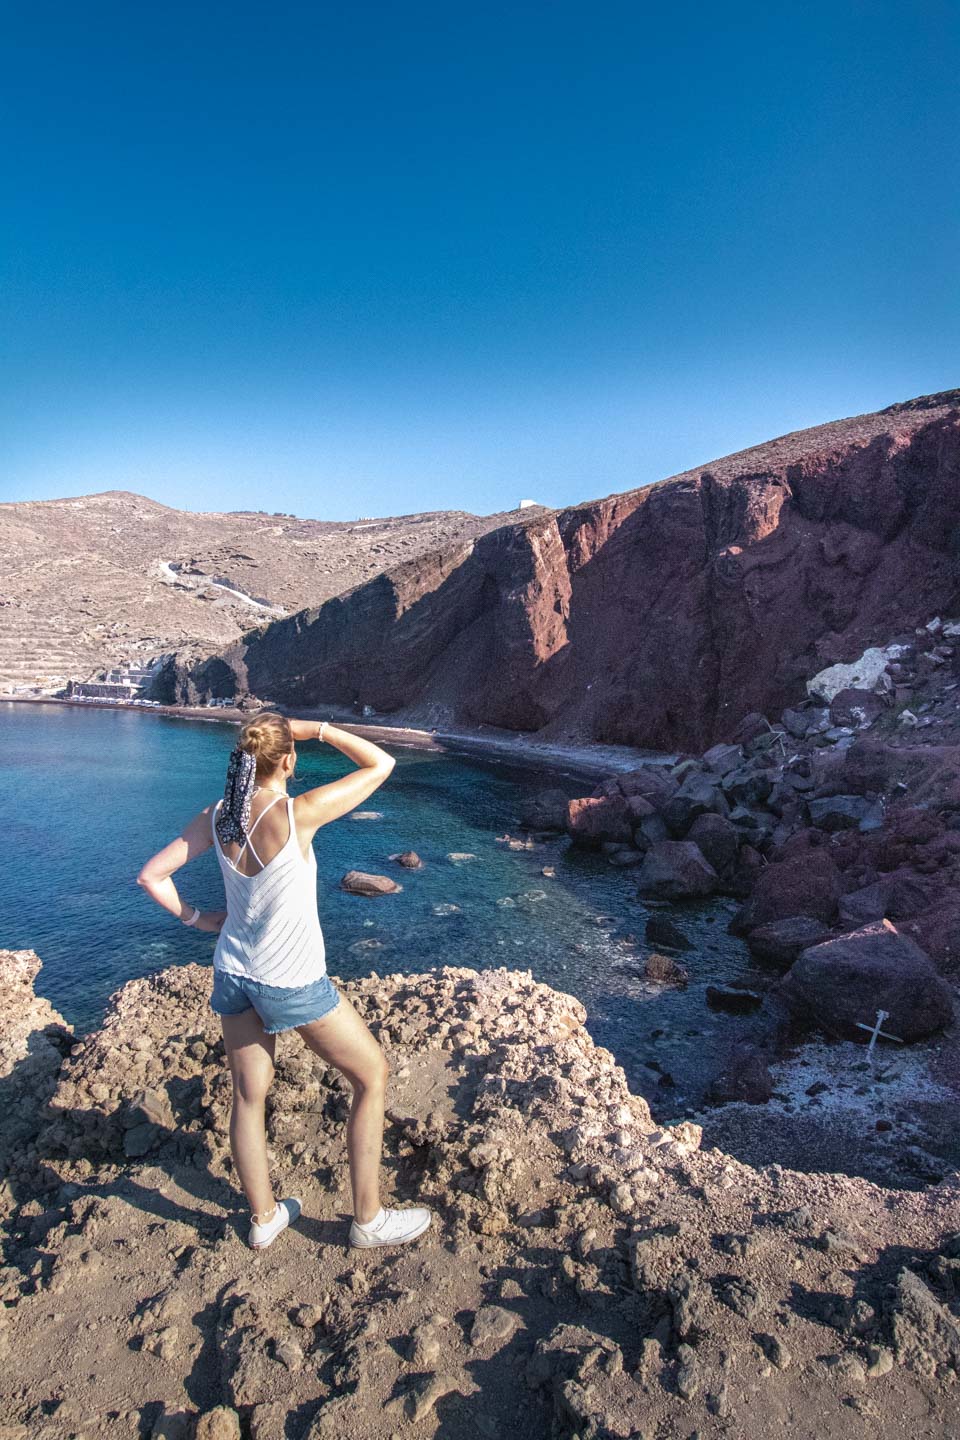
[0,702,759,1115]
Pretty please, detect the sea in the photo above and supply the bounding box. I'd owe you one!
[0,701,762,1117]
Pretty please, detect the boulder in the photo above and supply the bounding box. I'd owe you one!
[829,688,885,729]
[706,985,763,1014]
[807,645,906,702]
[636,842,718,900]
[643,953,690,987]
[663,777,728,838]
[618,767,679,811]
[519,788,570,831]
[780,920,954,1042]
[841,738,890,796]
[392,850,423,868]
[565,794,634,846]
[838,881,890,927]
[645,915,692,952]
[721,765,774,807]
[781,705,829,739]
[747,916,832,969]
[686,814,740,878]
[724,843,765,899]
[340,871,403,896]
[732,850,842,933]
[809,794,884,833]
[633,809,669,849]
[701,743,744,776]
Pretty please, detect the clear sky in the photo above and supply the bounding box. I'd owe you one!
[1,1,957,520]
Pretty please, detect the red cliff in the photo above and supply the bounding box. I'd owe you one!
[161,390,960,751]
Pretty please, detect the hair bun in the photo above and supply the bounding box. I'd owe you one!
[241,724,263,755]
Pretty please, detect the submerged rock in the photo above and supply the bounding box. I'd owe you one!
[340,870,403,895]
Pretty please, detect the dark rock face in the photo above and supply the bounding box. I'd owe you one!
[780,920,954,1042]
[163,393,960,752]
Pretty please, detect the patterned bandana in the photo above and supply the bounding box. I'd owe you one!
[216,744,257,847]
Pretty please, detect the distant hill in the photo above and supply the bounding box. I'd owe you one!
[0,489,537,693]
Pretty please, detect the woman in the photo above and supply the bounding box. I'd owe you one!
[136,711,431,1252]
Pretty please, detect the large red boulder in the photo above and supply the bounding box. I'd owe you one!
[780,919,954,1042]
[731,849,842,934]
[565,794,634,846]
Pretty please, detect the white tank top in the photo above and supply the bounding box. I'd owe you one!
[211,795,327,987]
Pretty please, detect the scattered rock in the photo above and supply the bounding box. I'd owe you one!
[340,870,403,895]
[195,1408,241,1440]
[747,916,832,968]
[643,953,689,987]
[392,850,423,868]
[469,1306,520,1351]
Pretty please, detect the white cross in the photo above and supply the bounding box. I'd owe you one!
[855,1008,903,1060]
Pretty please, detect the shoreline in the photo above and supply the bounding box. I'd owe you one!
[1,693,673,780]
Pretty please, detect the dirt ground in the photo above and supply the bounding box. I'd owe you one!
[2,955,960,1439]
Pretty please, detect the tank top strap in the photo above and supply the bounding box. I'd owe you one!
[246,791,286,838]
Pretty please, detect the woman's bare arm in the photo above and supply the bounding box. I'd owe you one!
[293,721,395,837]
[136,804,226,933]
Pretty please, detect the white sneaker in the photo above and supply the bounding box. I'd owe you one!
[248,1197,301,1249]
[349,1205,432,1249]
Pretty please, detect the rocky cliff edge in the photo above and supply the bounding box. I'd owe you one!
[2,952,960,1437]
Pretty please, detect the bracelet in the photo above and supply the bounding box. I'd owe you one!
[182,906,201,927]
[317,721,326,743]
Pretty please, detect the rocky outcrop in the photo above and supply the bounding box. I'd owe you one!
[2,956,960,1438]
[165,390,960,750]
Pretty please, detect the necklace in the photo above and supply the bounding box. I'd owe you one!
[254,783,288,796]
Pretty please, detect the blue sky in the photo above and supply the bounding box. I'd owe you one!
[1,1,957,519]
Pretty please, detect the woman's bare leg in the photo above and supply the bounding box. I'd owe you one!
[297,995,389,1224]
[221,1008,278,1219]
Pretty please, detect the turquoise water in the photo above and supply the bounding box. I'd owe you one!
[0,702,760,1115]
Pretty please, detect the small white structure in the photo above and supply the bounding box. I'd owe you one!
[519,498,540,509]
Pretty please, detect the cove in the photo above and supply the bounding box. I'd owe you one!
[0,700,763,1117]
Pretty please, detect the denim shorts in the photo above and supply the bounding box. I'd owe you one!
[210,968,341,1033]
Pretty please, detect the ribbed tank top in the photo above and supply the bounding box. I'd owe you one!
[211,796,327,988]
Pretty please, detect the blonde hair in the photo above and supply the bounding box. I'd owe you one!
[238,711,293,777]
